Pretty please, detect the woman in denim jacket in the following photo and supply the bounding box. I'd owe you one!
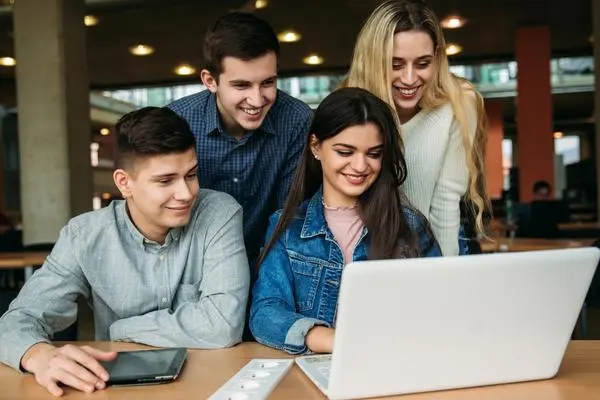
[250,88,441,355]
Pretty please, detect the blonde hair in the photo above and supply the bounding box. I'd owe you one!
[342,0,490,233]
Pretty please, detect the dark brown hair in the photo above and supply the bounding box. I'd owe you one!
[203,12,280,77]
[257,87,427,268]
[115,107,195,169]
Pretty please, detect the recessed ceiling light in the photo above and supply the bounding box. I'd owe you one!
[277,30,302,43]
[441,15,466,29]
[303,54,324,65]
[255,0,268,9]
[174,64,196,76]
[445,43,463,56]
[102,192,111,200]
[129,44,155,56]
[84,15,99,26]
[100,128,110,136]
[0,57,16,66]
[553,131,564,139]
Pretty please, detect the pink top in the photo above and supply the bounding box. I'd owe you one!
[324,204,364,265]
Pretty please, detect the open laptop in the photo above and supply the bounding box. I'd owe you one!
[295,247,599,400]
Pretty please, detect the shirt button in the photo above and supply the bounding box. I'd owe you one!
[159,255,164,261]
[232,177,239,183]
[161,297,168,303]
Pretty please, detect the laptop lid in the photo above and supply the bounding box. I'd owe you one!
[327,248,599,399]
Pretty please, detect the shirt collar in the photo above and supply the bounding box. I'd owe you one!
[203,92,278,137]
[300,187,329,239]
[119,201,182,248]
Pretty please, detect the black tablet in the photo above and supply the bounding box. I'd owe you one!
[101,347,187,386]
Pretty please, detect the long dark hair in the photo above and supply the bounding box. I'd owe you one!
[258,87,422,267]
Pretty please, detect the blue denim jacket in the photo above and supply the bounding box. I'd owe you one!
[250,189,441,354]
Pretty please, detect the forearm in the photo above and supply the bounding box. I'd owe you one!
[250,300,330,354]
[110,292,247,348]
[306,326,335,354]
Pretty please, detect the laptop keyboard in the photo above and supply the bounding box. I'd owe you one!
[298,355,332,390]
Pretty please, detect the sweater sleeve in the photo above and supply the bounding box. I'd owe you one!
[428,100,477,256]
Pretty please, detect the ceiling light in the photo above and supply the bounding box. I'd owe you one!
[553,131,564,139]
[100,128,110,136]
[129,44,155,56]
[174,63,196,76]
[255,0,268,9]
[0,57,15,66]
[445,43,463,56]
[84,15,99,26]
[278,30,302,43]
[303,54,324,65]
[441,15,466,29]
[101,192,111,200]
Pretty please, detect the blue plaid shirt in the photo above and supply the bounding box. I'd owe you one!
[168,90,313,267]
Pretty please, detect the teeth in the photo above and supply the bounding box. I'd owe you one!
[398,87,418,95]
[242,108,260,115]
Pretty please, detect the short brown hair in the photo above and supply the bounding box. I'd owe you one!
[115,107,195,169]
[203,12,279,77]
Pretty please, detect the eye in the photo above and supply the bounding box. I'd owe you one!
[262,78,276,87]
[335,150,353,157]
[392,63,403,71]
[158,179,172,185]
[417,61,431,69]
[368,151,383,159]
[185,173,196,180]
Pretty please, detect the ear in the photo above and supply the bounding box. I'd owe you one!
[309,134,321,160]
[201,69,218,93]
[113,169,133,198]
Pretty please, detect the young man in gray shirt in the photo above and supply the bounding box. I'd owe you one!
[0,107,249,396]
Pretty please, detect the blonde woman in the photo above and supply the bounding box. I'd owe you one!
[343,0,489,256]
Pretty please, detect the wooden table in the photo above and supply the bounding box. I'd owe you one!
[0,251,49,280]
[0,341,599,399]
[479,238,594,253]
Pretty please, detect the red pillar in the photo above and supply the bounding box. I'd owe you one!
[485,100,504,199]
[515,26,554,202]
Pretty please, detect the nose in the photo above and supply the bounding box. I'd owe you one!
[401,65,417,86]
[351,155,368,173]
[247,86,263,107]
[174,178,194,202]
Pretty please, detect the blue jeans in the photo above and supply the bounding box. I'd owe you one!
[458,225,469,255]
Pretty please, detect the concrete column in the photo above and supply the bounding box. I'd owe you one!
[13,0,92,244]
[484,100,504,199]
[515,26,554,203]
[594,0,600,220]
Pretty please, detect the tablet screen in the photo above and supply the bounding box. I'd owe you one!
[101,348,187,383]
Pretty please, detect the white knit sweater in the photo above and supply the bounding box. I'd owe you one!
[400,102,475,256]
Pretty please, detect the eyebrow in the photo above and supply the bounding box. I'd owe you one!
[332,143,384,151]
[229,75,277,85]
[151,164,198,180]
[393,55,434,62]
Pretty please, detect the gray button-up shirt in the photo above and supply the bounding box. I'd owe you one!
[0,189,250,370]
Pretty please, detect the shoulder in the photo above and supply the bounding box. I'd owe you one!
[167,91,211,115]
[66,202,121,240]
[402,206,429,233]
[267,200,309,234]
[194,189,242,220]
[269,90,313,128]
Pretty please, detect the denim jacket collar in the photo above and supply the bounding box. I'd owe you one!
[300,188,329,239]
[299,188,368,245]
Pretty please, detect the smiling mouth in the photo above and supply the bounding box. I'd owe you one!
[394,85,422,96]
[241,106,262,116]
[343,173,368,184]
[166,205,191,211]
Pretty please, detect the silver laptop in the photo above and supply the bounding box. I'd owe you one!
[296,247,599,400]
